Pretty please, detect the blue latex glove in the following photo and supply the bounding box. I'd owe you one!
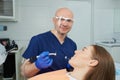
[35,51,53,69]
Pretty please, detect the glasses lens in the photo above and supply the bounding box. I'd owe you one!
[66,19,73,23]
[55,16,73,23]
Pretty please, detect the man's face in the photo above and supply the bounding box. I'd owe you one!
[53,10,74,35]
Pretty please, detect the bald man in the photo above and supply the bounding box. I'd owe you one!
[21,7,77,78]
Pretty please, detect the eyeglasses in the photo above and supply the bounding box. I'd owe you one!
[55,16,74,23]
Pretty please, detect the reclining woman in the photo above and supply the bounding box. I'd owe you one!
[28,45,115,80]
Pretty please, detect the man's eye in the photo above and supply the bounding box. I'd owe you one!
[61,18,65,21]
[67,19,72,22]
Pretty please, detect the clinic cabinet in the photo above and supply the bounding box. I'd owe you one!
[0,0,15,21]
[97,44,120,63]
[8,47,26,80]
[15,47,26,80]
[103,46,120,63]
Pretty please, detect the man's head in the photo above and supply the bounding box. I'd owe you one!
[53,7,74,35]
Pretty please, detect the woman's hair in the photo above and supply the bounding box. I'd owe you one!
[84,45,115,80]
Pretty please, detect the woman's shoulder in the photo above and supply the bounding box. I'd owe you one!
[28,69,69,80]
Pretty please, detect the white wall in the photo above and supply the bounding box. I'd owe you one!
[93,0,120,42]
[0,0,92,49]
[66,1,92,49]
[93,0,114,41]
[0,0,119,49]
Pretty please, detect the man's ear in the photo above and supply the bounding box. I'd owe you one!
[88,60,98,67]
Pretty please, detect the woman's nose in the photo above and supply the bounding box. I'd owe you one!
[74,50,79,54]
[75,50,82,54]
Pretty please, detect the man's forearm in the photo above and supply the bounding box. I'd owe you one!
[21,59,40,78]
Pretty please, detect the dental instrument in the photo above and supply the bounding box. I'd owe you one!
[36,53,56,58]
[29,53,56,63]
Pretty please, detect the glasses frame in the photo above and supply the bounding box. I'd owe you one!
[55,16,74,23]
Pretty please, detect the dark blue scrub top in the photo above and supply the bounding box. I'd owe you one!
[22,31,77,74]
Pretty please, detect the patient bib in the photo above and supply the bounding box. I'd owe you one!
[67,73,77,80]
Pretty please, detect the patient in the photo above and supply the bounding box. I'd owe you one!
[28,45,115,80]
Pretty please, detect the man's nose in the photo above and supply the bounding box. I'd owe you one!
[62,20,68,26]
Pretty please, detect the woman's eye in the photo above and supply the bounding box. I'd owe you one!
[82,48,85,51]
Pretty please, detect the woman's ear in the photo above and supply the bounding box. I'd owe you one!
[88,60,98,67]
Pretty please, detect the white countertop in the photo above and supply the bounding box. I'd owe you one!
[96,41,120,47]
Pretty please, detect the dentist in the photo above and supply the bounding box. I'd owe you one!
[21,7,77,78]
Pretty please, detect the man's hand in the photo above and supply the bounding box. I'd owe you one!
[35,51,53,69]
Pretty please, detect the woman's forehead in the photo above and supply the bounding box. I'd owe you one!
[85,46,94,55]
[85,46,93,50]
